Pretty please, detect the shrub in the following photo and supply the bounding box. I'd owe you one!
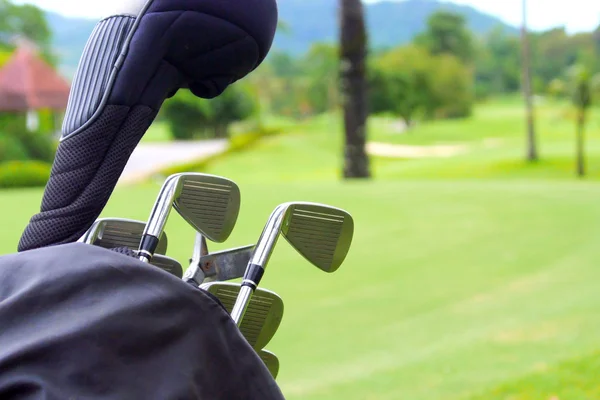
[0,160,51,189]
[162,84,259,140]
[0,112,57,162]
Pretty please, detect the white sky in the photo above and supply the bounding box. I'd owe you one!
[14,0,600,33]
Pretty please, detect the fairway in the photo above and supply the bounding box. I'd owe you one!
[4,178,600,399]
[2,99,599,399]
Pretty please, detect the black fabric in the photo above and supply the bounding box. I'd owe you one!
[19,106,155,250]
[0,243,285,399]
[18,0,278,251]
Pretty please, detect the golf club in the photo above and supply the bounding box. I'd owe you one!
[138,173,240,263]
[78,218,168,255]
[148,254,184,278]
[258,350,280,379]
[230,202,354,325]
[201,282,283,351]
[183,231,255,286]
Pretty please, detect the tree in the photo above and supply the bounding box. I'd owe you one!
[339,0,370,179]
[569,65,594,177]
[370,45,473,125]
[162,84,257,140]
[475,27,521,98]
[0,0,51,48]
[370,45,432,126]
[302,43,339,114]
[521,0,538,162]
[415,11,474,63]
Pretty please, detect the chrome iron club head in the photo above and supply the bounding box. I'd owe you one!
[138,173,241,263]
[148,254,184,279]
[258,350,280,379]
[230,202,354,325]
[79,218,168,255]
[201,282,283,351]
[183,233,255,286]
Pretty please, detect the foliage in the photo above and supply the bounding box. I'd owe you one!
[0,160,51,188]
[370,45,473,124]
[302,43,339,114]
[0,113,57,162]
[0,0,52,50]
[162,83,258,140]
[547,78,567,99]
[569,64,593,110]
[474,27,521,98]
[569,64,594,177]
[414,10,475,63]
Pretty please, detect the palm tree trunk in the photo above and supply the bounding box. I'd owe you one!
[521,0,538,161]
[576,111,586,177]
[339,0,371,179]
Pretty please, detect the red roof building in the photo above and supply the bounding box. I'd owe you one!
[0,46,71,112]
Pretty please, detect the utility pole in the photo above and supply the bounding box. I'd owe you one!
[522,0,538,161]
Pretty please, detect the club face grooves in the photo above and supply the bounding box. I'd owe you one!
[173,176,240,243]
[202,283,283,350]
[95,219,168,254]
[149,254,183,278]
[281,203,354,273]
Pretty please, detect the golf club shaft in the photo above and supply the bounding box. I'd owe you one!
[230,285,254,325]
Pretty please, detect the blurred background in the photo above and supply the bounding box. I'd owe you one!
[1,0,600,398]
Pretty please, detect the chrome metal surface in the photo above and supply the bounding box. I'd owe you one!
[200,244,255,283]
[247,204,289,269]
[184,243,255,286]
[281,202,354,273]
[82,218,168,254]
[140,173,240,262]
[201,282,284,350]
[172,174,240,243]
[258,350,280,379]
[144,174,182,239]
[230,285,254,326]
[149,254,183,278]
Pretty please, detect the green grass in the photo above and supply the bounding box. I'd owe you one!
[4,180,600,400]
[466,351,600,400]
[4,98,600,399]
[142,120,172,142]
[369,97,600,146]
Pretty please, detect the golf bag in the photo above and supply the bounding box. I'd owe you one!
[0,243,285,399]
[18,0,278,251]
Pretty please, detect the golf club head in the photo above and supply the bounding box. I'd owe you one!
[248,202,354,273]
[230,202,353,324]
[172,173,241,242]
[80,218,168,255]
[148,254,183,279]
[201,282,283,351]
[258,350,280,379]
[139,173,240,262]
[281,202,354,273]
[184,244,256,285]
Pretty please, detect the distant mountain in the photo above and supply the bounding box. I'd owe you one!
[274,0,518,54]
[45,12,97,78]
[46,0,518,78]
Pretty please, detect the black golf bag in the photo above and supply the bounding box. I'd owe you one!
[0,244,284,399]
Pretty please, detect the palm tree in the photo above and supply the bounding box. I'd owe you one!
[570,65,593,177]
[339,0,370,179]
[521,0,538,162]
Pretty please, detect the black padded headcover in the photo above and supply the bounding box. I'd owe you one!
[0,243,285,399]
[18,0,278,251]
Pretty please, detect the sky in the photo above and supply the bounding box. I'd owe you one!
[14,0,600,33]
